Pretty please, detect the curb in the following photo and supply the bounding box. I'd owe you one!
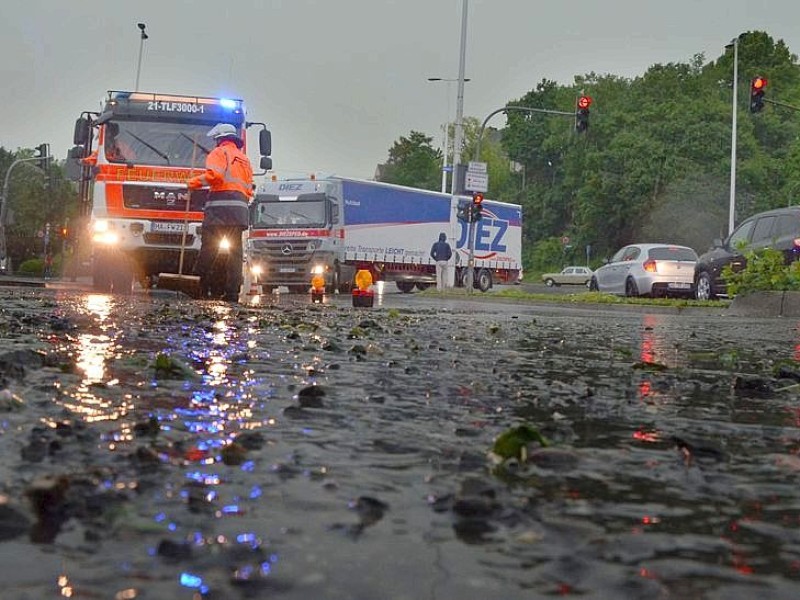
[728,291,800,317]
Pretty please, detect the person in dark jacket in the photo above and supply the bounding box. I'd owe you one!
[188,123,254,301]
[430,232,453,291]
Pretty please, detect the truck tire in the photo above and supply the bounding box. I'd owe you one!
[415,282,433,291]
[396,281,415,294]
[475,268,492,292]
[92,258,113,293]
[111,269,134,295]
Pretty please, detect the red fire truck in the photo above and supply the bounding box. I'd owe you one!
[68,90,271,293]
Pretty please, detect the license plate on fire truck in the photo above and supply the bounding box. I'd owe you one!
[151,222,187,234]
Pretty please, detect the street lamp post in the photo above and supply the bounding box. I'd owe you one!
[427,77,471,193]
[726,34,743,236]
[135,22,149,91]
[728,37,739,236]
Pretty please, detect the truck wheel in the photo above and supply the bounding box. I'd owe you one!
[111,269,134,295]
[396,281,415,293]
[475,269,492,292]
[92,258,113,293]
[415,282,433,291]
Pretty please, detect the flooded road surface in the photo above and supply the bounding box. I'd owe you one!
[1,287,800,599]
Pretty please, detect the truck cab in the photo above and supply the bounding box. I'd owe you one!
[246,179,348,293]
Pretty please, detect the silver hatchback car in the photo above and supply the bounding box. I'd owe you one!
[589,243,697,298]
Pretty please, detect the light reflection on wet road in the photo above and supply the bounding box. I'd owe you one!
[1,285,800,599]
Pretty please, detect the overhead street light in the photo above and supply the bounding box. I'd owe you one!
[135,22,149,91]
[427,77,471,193]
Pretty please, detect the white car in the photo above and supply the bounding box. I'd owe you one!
[541,266,593,287]
[589,243,697,298]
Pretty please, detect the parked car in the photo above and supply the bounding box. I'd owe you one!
[589,243,697,297]
[541,266,593,287]
[694,206,800,300]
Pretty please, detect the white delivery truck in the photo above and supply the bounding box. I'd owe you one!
[245,176,522,293]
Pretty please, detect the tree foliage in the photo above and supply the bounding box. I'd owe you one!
[377,131,442,190]
[0,147,77,271]
[382,30,800,275]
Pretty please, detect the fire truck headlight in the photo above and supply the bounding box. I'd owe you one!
[92,220,119,245]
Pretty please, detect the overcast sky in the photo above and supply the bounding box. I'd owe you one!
[3,0,800,180]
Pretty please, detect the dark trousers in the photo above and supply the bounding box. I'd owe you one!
[194,225,244,300]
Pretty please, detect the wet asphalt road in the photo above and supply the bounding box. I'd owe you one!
[0,284,799,599]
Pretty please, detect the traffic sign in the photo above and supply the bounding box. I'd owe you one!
[465,171,488,193]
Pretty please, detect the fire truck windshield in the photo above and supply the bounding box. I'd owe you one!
[252,194,327,228]
[104,120,223,167]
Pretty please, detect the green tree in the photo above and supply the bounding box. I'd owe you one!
[0,146,78,272]
[378,131,441,190]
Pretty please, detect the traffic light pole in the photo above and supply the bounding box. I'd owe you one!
[765,98,800,112]
[464,105,575,292]
[0,156,48,273]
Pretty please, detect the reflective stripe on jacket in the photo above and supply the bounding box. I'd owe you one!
[188,140,254,198]
[203,191,250,227]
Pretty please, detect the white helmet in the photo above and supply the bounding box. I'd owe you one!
[207,123,239,140]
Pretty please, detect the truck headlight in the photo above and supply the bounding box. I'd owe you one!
[311,264,325,275]
[92,220,119,245]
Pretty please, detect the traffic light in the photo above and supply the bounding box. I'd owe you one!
[456,200,470,222]
[35,143,51,171]
[749,77,767,113]
[576,95,592,133]
[471,192,484,221]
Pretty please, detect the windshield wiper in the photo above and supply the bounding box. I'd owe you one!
[180,133,211,156]
[124,131,171,164]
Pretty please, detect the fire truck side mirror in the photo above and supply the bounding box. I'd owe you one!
[259,129,272,158]
[260,156,273,171]
[73,117,91,146]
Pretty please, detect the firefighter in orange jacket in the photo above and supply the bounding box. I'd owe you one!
[187,123,254,301]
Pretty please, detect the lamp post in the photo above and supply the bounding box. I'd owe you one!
[452,0,469,198]
[135,22,149,91]
[726,34,744,236]
[427,77,471,193]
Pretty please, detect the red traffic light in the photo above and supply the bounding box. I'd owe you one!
[472,192,484,205]
[577,95,592,110]
[751,77,767,90]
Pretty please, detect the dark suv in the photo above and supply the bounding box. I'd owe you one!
[694,206,800,300]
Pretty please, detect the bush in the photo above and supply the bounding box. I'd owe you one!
[722,247,800,296]
[17,258,44,276]
[16,254,62,277]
